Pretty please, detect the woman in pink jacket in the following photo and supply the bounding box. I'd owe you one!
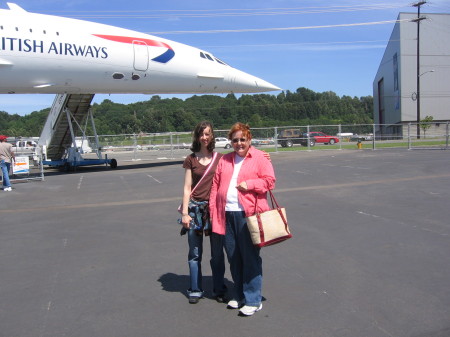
[209,122,275,316]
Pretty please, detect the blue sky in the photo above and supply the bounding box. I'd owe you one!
[1,0,449,116]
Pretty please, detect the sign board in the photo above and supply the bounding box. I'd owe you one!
[13,156,30,174]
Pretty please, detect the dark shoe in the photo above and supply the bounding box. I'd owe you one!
[214,294,228,303]
[189,295,200,304]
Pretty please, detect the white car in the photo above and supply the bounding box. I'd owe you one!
[215,137,232,149]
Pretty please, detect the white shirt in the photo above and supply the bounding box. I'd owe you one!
[225,155,245,211]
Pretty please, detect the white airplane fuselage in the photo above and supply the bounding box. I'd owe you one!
[0,3,280,95]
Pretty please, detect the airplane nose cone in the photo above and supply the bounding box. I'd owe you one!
[254,78,282,92]
[230,69,281,93]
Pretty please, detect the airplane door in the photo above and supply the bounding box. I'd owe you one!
[133,41,149,72]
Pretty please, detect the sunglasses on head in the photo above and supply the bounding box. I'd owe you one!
[232,138,247,144]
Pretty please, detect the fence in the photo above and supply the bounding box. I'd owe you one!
[4,122,447,181]
[82,133,193,162]
[82,122,449,162]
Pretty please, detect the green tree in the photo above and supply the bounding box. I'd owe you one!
[0,87,376,135]
[420,115,434,138]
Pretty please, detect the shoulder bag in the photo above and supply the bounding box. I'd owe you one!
[246,190,292,247]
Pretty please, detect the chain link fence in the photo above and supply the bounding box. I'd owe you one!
[75,122,449,163]
[83,132,193,162]
[3,122,448,183]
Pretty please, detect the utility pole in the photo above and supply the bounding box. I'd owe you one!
[412,1,427,139]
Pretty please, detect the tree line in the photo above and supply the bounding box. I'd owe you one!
[0,87,373,137]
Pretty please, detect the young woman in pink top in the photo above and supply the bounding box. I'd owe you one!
[209,122,276,316]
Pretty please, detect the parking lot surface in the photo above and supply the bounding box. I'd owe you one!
[1,149,449,337]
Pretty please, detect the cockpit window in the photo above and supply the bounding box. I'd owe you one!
[199,51,228,66]
[214,57,228,66]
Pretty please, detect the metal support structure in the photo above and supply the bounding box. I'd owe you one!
[89,108,102,159]
[408,123,412,150]
[446,122,449,149]
[306,125,311,151]
[412,1,427,139]
[274,127,278,153]
[372,124,376,150]
[65,108,77,151]
[133,133,139,161]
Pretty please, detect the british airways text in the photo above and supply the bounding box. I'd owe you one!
[0,37,108,59]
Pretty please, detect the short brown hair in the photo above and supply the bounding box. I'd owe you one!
[228,122,252,141]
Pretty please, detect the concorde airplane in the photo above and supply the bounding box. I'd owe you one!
[0,3,280,95]
[0,3,280,169]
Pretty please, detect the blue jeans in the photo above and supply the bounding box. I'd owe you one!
[224,211,262,307]
[187,230,227,297]
[187,228,204,295]
[1,160,11,188]
[210,232,227,296]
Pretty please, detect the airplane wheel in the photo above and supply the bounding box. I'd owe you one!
[110,159,118,169]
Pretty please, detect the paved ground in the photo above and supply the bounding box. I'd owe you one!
[1,149,449,337]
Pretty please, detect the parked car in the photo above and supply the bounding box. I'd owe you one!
[350,134,373,141]
[277,129,307,147]
[252,138,275,146]
[251,139,262,146]
[278,129,339,147]
[215,137,232,149]
[307,132,340,145]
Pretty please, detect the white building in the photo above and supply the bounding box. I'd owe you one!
[373,12,450,138]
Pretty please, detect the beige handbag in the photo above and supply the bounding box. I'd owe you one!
[246,190,292,247]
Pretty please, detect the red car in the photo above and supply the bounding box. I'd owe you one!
[307,132,339,146]
[278,129,340,147]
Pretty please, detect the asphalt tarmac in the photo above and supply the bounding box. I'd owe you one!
[1,149,449,337]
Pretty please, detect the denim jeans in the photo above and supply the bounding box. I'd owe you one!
[224,211,262,307]
[0,160,11,188]
[187,230,227,298]
[187,228,203,295]
[210,232,227,296]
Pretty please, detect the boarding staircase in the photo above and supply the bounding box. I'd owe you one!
[38,94,94,160]
[38,94,116,169]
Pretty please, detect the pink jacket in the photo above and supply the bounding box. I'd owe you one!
[209,146,276,235]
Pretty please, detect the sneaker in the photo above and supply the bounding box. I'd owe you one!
[227,299,244,309]
[188,295,201,304]
[239,303,263,316]
[187,290,203,304]
[4,187,11,192]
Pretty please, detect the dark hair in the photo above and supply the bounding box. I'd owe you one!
[190,121,215,152]
[228,122,252,141]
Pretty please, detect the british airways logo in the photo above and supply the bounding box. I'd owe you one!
[93,34,175,63]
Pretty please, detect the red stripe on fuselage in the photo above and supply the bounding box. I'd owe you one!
[93,34,172,50]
